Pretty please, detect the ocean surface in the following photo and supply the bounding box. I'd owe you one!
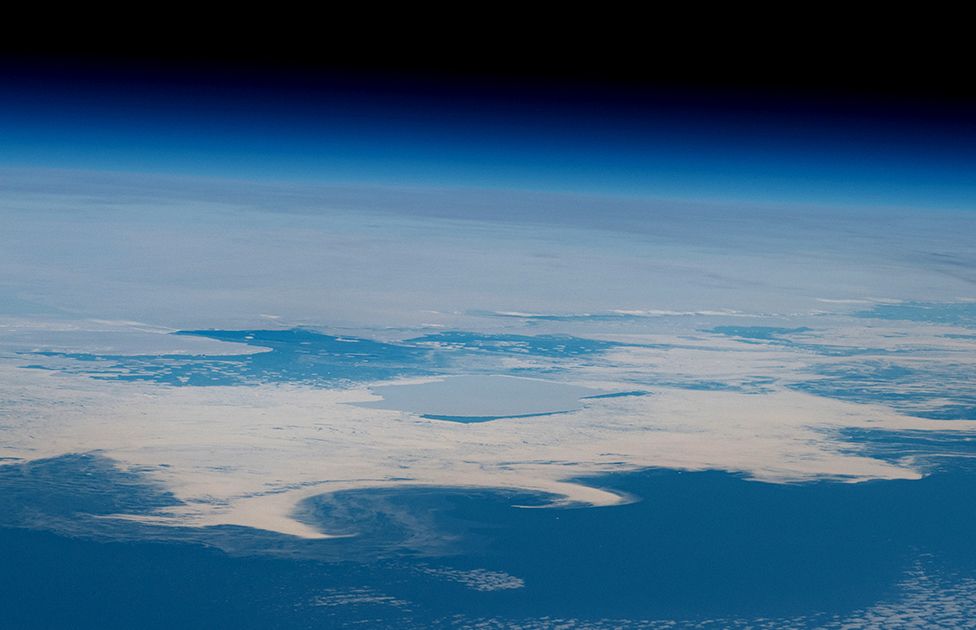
[4,461,976,628]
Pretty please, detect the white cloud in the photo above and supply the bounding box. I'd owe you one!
[1,360,973,540]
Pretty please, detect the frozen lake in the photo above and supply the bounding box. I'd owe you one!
[356,375,600,422]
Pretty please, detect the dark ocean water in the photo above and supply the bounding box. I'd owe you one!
[4,457,976,628]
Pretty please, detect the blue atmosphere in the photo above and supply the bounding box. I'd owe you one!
[2,64,975,207]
